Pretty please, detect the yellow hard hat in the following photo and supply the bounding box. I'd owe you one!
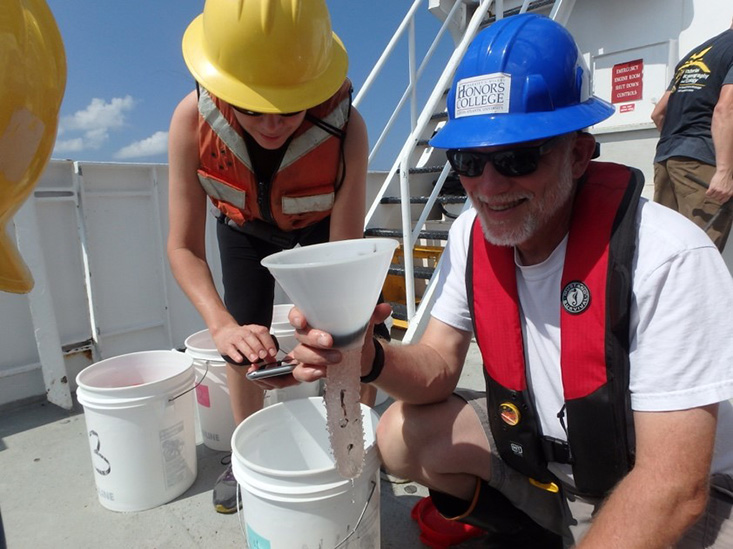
[0,0,67,293]
[182,0,348,114]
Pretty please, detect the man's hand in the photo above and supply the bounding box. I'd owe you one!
[287,303,392,382]
[706,169,733,203]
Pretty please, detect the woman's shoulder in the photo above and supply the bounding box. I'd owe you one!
[171,90,199,123]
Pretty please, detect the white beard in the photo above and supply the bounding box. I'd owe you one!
[477,149,575,248]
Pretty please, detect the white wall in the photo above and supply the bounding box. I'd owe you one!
[0,160,220,408]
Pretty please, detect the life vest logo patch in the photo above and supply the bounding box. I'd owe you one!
[510,442,523,457]
[499,402,521,426]
[561,281,591,314]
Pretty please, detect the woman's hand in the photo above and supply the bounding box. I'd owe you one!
[210,322,278,365]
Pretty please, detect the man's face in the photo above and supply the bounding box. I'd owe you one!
[456,133,589,264]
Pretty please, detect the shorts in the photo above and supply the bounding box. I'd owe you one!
[216,216,330,326]
[653,157,733,251]
[457,388,733,547]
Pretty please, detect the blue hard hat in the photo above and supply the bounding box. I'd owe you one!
[430,14,614,149]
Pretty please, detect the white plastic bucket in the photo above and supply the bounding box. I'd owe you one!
[184,329,236,451]
[271,303,297,355]
[264,304,322,407]
[75,350,198,512]
[232,397,381,548]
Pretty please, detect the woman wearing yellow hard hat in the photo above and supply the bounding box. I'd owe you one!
[167,0,385,514]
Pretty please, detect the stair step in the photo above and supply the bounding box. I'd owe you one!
[388,264,434,280]
[364,228,450,241]
[390,303,408,322]
[483,0,557,24]
[408,165,444,175]
[380,195,466,205]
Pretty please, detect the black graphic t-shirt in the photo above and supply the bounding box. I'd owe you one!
[655,29,733,165]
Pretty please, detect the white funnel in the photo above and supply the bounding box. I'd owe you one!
[261,238,398,349]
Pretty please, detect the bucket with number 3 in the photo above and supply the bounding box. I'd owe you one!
[75,350,198,512]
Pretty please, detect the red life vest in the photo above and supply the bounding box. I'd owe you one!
[468,162,643,497]
[196,80,352,231]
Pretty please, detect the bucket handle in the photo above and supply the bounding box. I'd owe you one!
[235,479,378,548]
[333,480,378,548]
[168,359,210,402]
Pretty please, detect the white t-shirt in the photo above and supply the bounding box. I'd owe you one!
[431,198,733,477]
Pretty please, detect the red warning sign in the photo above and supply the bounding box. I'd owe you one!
[611,59,643,104]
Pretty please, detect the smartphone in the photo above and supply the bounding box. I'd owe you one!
[245,360,297,381]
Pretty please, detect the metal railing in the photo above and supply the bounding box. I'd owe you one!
[358,0,495,326]
[357,0,566,335]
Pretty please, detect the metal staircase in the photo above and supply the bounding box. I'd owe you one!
[357,0,574,342]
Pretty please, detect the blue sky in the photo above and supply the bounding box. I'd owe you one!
[46,1,453,170]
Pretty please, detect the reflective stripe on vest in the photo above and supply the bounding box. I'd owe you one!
[199,89,253,170]
[468,162,642,497]
[197,173,246,209]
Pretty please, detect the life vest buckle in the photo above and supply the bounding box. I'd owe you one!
[528,478,560,493]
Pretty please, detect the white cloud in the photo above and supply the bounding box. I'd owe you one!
[114,131,169,160]
[61,96,135,132]
[53,137,85,154]
[53,96,136,153]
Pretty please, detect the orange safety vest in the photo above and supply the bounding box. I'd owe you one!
[468,162,643,497]
[196,80,352,231]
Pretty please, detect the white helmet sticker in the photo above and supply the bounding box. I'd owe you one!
[454,73,511,118]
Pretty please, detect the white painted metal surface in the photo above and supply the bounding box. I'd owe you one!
[2,160,222,408]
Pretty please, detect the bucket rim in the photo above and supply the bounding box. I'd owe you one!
[184,329,221,358]
[233,446,380,495]
[75,349,194,394]
[231,397,380,479]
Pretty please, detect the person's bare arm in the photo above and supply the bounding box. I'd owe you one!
[651,90,671,132]
[578,404,717,548]
[707,84,733,202]
[328,107,369,242]
[167,91,276,364]
[290,303,472,405]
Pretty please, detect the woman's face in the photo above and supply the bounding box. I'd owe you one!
[232,109,307,150]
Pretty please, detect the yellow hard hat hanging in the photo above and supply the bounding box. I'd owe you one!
[182,0,348,114]
[0,0,66,294]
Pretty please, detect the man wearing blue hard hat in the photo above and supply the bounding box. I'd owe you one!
[287,13,733,547]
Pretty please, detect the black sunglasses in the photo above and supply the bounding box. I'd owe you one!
[446,136,561,178]
[231,104,303,118]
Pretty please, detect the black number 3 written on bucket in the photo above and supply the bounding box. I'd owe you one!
[89,430,111,476]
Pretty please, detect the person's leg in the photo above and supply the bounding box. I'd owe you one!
[377,392,567,546]
[214,221,280,513]
[654,160,678,210]
[665,158,733,251]
[377,395,491,502]
[676,474,733,548]
[218,221,281,425]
